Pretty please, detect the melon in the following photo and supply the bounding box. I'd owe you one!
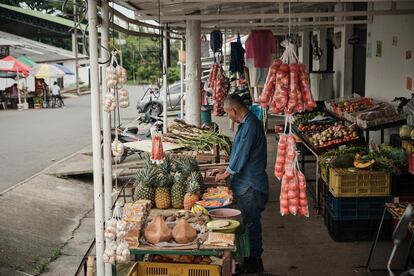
[172,219,197,244]
[144,216,172,244]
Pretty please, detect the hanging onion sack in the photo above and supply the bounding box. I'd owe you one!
[112,138,124,163]
[118,88,130,108]
[105,66,118,88]
[104,93,116,113]
[259,40,316,114]
[116,65,128,85]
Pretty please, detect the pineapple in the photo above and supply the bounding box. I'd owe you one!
[133,164,159,205]
[171,172,186,209]
[183,171,201,210]
[175,156,204,185]
[155,174,173,209]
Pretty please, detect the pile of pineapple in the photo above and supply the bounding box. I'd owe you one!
[134,155,203,210]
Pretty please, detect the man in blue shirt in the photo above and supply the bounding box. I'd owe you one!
[215,94,269,273]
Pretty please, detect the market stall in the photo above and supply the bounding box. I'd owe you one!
[103,155,246,276]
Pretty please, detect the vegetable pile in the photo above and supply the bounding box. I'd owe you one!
[275,135,309,217]
[163,120,231,154]
[208,63,227,116]
[259,41,316,115]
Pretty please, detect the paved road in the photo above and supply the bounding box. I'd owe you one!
[0,85,147,192]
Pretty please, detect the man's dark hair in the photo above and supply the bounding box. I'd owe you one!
[54,81,57,85]
[223,94,246,109]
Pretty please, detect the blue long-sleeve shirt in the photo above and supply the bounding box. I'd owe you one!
[227,111,268,196]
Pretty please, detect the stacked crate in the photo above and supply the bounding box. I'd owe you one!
[322,168,392,241]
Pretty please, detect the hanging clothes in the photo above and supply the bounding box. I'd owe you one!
[229,33,245,75]
[210,30,223,53]
[245,30,276,68]
[201,35,210,58]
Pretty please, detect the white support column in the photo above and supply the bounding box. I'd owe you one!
[101,1,112,275]
[298,30,311,69]
[163,26,168,133]
[319,28,328,71]
[185,20,201,126]
[180,38,185,119]
[333,3,354,97]
[87,1,105,275]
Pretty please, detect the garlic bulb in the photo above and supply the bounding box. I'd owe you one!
[103,93,116,113]
[111,139,124,163]
[119,88,130,108]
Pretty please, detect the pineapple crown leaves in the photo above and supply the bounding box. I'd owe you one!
[186,171,201,193]
[174,171,185,185]
[134,165,159,187]
[175,156,200,177]
[158,173,175,188]
[159,154,173,174]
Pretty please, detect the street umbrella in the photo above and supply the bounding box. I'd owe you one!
[0,56,31,106]
[17,56,37,68]
[29,64,65,79]
[29,64,65,108]
[53,63,74,75]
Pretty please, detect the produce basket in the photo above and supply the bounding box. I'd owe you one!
[324,207,391,242]
[329,168,390,197]
[356,113,406,129]
[127,261,221,276]
[325,190,390,220]
[402,140,414,154]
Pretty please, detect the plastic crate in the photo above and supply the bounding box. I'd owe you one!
[325,190,390,220]
[128,261,222,276]
[329,168,390,197]
[402,140,414,154]
[324,207,392,242]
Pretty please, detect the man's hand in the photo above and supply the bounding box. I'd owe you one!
[215,171,230,183]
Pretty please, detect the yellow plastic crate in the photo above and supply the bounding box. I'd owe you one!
[320,165,329,183]
[402,140,414,154]
[127,261,222,276]
[329,168,390,197]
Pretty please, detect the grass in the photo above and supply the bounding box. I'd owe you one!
[34,246,63,275]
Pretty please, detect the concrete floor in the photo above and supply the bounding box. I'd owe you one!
[213,114,404,276]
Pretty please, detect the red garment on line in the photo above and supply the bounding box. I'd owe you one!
[245,30,276,68]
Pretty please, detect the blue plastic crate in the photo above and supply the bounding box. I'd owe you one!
[325,190,390,220]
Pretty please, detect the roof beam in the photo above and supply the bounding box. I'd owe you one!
[135,8,414,21]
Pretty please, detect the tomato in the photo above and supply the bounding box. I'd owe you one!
[288,190,298,199]
[299,207,309,216]
[278,143,287,150]
[277,148,286,157]
[276,70,287,79]
[289,198,299,207]
[259,94,269,103]
[298,63,307,73]
[279,63,289,73]
[289,63,299,72]
[280,207,289,215]
[274,125,282,134]
[300,198,308,207]
[299,192,307,199]
[290,182,299,191]
[280,192,289,200]
[275,59,283,67]
[260,102,269,109]
[280,199,289,208]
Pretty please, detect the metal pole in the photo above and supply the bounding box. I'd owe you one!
[180,38,185,119]
[185,20,201,126]
[74,0,80,95]
[163,25,168,133]
[87,1,105,275]
[101,1,112,275]
[223,28,227,74]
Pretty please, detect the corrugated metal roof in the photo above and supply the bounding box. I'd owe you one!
[0,3,86,30]
[0,31,88,64]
